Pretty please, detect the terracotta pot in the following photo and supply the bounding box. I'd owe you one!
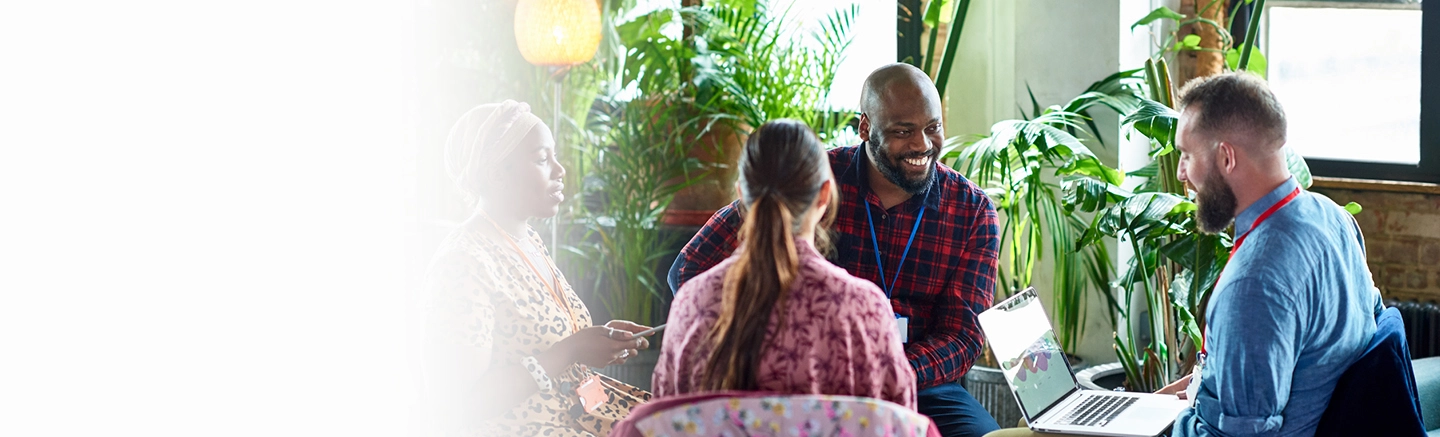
[664,121,747,226]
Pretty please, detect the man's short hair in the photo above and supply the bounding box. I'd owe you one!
[1176,72,1287,147]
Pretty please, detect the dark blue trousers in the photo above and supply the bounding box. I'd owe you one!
[918,382,1001,437]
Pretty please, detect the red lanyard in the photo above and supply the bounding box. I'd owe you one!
[1200,187,1301,356]
[1228,187,1302,257]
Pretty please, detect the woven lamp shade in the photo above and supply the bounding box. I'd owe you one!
[514,0,602,67]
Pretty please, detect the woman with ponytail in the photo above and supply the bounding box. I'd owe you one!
[651,119,916,408]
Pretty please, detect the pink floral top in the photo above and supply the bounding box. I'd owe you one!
[652,239,917,409]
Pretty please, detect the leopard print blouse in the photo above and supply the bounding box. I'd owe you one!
[425,225,649,436]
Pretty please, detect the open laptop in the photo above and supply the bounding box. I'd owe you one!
[976,288,1189,437]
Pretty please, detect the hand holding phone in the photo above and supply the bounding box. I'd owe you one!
[633,324,666,337]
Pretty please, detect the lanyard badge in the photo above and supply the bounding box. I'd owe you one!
[866,201,923,344]
[575,375,607,414]
[895,315,909,344]
[1186,354,1204,407]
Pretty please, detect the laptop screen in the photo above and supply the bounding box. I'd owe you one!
[977,288,1078,419]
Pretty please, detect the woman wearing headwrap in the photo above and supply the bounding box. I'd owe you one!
[423,100,651,436]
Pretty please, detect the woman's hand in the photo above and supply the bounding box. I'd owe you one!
[537,322,651,371]
[602,320,653,366]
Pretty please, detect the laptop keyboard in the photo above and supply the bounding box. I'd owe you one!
[1056,394,1139,427]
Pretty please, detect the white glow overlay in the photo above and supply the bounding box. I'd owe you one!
[1267,6,1421,164]
[1,1,414,436]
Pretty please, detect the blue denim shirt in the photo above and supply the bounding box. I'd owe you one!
[1173,177,1383,437]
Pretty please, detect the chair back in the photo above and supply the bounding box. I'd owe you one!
[612,392,938,437]
[1316,306,1426,436]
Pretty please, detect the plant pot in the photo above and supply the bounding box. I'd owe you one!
[664,120,746,226]
[1075,362,1128,391]
[961,364,1025,429]
[594,348,662,392]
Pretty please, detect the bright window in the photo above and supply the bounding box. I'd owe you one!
[773,0,897,111]
[1266,3,1423,165]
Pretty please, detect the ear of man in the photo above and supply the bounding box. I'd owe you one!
[857,113,872,141]
[1218,141,1238,175]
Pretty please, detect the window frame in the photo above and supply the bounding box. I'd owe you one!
[1264,1,1439,183]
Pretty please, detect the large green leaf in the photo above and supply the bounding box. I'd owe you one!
[1094,192,1192,241]
[1181,34,1202,50]
[1158,232,1228,310]
[1064,91,1146,119]
[1123,98,1179,148]
[1168,270,1205,352]
[616,9,673,45]
[1057,156,1125,186]
[923,0,951,28]
[1057,69,1148,147]
[1345,202,1363,215]
[955,113,1088,182]
[1062,177,1133,214]
[1132,6,1186,31]
[617,11,683,89]
[1127,160,1159,179]
[1283,146,1312,189]
[1224,44,1268,79]
[941,134,980,160]
[954,127,1017,190]
[1084,68,1149,96]
[1118,244,1162,287]
[1122,154,1175,194]
[1024,113,1088,155]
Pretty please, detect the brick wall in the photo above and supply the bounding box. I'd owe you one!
[1313,180,1440,302]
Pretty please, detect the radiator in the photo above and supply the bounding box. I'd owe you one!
[1386,298,1440,359]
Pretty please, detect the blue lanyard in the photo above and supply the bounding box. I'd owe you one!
[864,201,925,298]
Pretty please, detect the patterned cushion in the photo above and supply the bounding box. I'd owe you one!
[632,394,931,437]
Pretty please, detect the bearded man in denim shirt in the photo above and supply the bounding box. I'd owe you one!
[1160,72,1384,436]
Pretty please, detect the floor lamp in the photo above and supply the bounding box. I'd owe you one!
[514,0,602,250]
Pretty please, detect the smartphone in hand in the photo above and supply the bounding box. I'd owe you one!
[633,324,666,337]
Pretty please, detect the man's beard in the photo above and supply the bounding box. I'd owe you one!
[867,132,935,195]
[1195,167,1238,234]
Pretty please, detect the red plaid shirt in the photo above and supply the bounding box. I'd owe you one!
[667,145,999,389]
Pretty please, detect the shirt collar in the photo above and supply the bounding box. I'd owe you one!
[1234,176,1301,236]
[843,143,943,212]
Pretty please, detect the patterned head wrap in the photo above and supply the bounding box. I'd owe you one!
[443,100,543,206]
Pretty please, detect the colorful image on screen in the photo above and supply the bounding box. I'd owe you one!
[1000,331,1072,418]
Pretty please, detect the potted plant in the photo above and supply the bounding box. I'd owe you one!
[947,71,1148,356]
[608,0,859,227]
[558,0,861,390]
[945,71,1146,427]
